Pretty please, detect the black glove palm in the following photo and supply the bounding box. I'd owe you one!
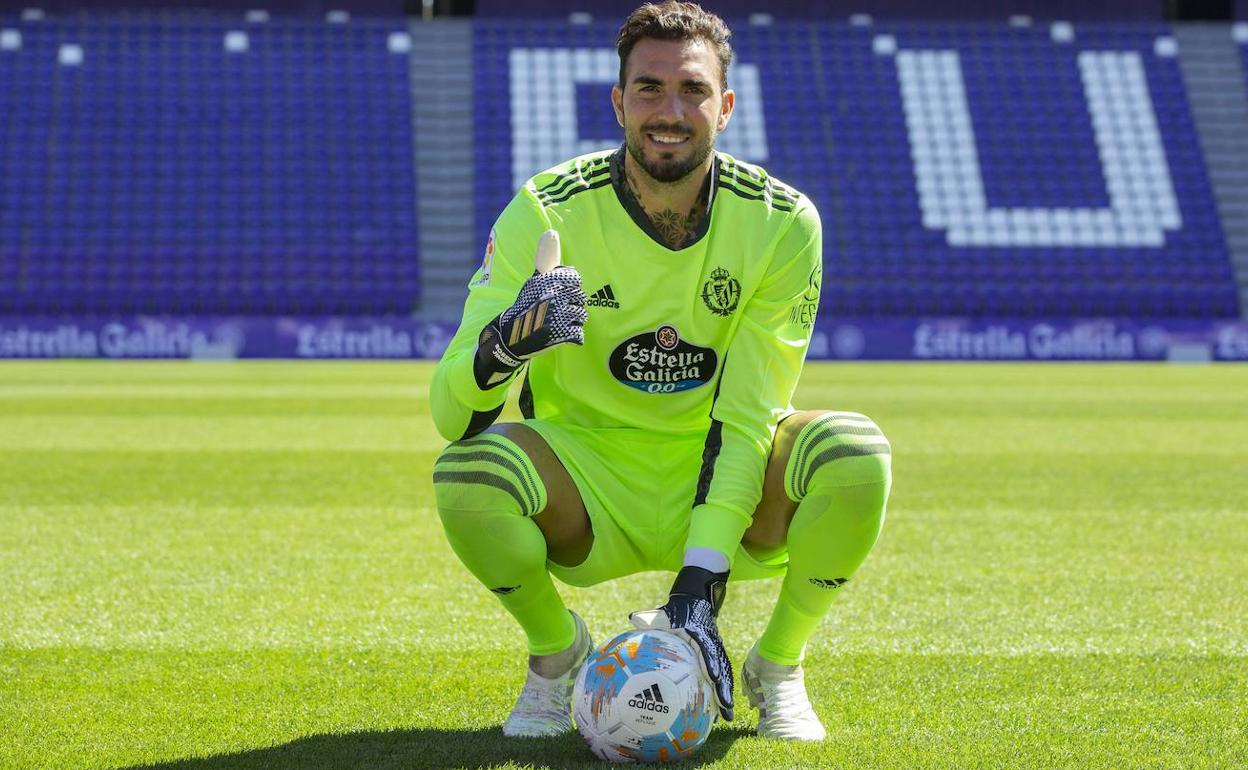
[631,566,734,721]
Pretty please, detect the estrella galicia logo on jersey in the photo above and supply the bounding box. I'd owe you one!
[609,325,718,394]
[701,266,740,317]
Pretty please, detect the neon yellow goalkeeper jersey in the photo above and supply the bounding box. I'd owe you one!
[430,147,822,559]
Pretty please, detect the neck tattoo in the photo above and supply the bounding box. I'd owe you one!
[625,165,709,249]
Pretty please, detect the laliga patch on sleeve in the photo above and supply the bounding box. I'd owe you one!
[471,229,496,287]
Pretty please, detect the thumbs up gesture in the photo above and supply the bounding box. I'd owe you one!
[473,230,589,389]
[534,229,562,274]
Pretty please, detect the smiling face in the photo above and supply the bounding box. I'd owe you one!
[612,37,734,185]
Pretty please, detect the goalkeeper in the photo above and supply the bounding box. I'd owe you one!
[431,1,891,742]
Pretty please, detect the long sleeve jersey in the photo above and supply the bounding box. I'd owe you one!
[430,147,822,561]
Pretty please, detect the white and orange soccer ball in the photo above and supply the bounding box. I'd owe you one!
[573,628,716,764]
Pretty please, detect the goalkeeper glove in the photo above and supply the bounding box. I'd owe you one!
[630,565,734,721]
[473,230,588,389]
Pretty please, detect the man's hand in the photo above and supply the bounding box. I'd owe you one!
[630,566,734,721]
[474,230,588,389]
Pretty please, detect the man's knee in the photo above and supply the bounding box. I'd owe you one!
[433,429,548,519]
[436,422,592,567]
[782,410,892,502]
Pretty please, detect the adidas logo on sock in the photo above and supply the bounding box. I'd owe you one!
[627,684,669,713]
[586,284,621,309]
[809,577,848,589]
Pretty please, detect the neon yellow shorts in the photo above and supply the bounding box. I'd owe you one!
[523,419,787,588]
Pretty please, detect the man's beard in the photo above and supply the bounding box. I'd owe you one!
[624,122,716,184]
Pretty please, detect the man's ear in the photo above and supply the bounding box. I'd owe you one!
[717,88,735,132]
[611,84,625,127]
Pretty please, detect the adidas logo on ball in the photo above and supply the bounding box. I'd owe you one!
[575,629,715,762]
[627,684,670,713]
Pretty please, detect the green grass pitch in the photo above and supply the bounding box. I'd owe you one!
[2,360,1245,770]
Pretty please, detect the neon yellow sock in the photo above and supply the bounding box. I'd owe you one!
[756,413,892,665]
[434,433,575,655]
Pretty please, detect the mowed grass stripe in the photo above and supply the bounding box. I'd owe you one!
[0,396,425,417]
[793,363,1248,420]
[0,503,459,650]
[0,450,433,506]
[0,417,440,451]
[0,384,422,398]
[2,496,1243,654]
[2,650,1243,770]
[0,360,425,386]
[2,451,1244,655]
[1,414,1241,453]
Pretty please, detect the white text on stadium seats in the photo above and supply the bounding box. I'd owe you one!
[894,49,1181,247]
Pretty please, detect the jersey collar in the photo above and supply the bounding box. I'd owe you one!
[609,145,718,252]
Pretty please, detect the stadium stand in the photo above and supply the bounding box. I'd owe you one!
[476,19,1240,319]
[0,11,419,315]
[1,10,1244,326]
[474,0,1163,21]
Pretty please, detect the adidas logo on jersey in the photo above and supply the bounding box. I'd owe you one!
[586,284,621,309]
[627,684,669,713]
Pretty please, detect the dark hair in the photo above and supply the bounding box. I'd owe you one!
[616,2,733,91]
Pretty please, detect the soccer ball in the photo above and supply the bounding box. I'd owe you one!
[573,628,716,763]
